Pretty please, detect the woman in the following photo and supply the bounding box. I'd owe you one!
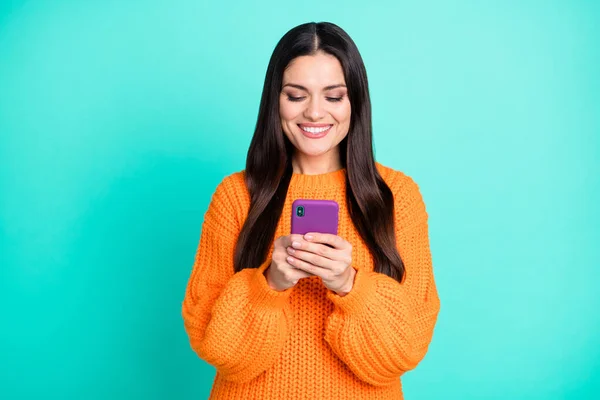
[182,21,440,399]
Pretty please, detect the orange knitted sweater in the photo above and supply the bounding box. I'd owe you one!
[182,162,440,399]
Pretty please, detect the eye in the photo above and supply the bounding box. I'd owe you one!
[286,95,344,102]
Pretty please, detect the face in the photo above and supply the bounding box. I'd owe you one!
[279,51,351,162]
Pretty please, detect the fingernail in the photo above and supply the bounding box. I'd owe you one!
[292,241,301,248]
[305,234,313,240]
[287,256,295,263]
[287,247,295,254]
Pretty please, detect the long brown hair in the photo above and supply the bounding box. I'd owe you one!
[233,22,405,282]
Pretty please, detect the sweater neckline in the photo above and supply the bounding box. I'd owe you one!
[289,168,346,189]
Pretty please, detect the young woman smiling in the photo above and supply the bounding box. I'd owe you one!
[182,21,441,399]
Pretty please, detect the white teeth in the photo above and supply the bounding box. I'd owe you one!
[300,125,332,133]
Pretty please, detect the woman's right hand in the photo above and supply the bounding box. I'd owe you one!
[264,234,313,291]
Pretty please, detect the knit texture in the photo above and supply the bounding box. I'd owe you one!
[182,162,441,399]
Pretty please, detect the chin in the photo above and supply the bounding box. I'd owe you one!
[296,144,333,157]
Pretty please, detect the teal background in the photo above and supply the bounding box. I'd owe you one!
[1,0,598,399]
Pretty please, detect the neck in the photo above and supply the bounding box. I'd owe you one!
[291,150,342,175]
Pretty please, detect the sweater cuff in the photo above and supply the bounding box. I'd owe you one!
[247,260,293,310]
[325,268,376,314]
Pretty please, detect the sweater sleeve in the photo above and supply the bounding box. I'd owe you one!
[181,175,294,383]
[323,175,441,386]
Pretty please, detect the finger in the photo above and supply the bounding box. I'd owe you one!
[290,239,344,263]
[287,247,337,269]
[287,268,313,282]
[286,255,328,278]
[304,233,347,250]
[283,234,305,248]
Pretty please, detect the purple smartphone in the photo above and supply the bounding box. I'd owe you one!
[291,199,339,235]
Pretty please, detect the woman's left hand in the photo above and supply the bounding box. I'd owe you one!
[285,232,356,296]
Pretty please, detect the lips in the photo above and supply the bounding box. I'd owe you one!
[298,123,333,128]
[297,124,333,139]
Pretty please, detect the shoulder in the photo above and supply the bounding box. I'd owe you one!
[208,169,250,229]
[215,169,247,197]
[375,161,428,223]
[375,162,421,197]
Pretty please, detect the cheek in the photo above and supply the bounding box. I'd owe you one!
[279,99,300,121]
[333,103,351,124]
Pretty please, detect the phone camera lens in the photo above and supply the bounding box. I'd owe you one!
[297,206,304,217]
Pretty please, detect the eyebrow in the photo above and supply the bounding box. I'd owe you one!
[282,83,346,91]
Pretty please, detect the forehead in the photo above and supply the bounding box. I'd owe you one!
[282,52,346,87]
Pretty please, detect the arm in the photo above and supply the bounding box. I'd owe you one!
[323,176,441,386]
[181,176,294,383]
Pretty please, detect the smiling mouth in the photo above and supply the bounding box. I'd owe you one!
[297,124,333,134]
[297,124,333,138]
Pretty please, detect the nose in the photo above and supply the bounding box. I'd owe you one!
[303,96,325,120]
